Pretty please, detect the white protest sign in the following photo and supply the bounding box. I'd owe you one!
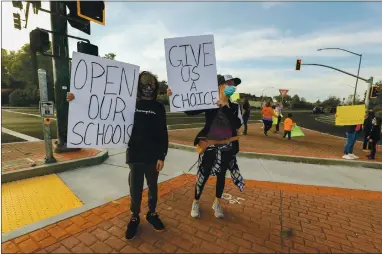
[67,52,140,148]
[164,34,219,112]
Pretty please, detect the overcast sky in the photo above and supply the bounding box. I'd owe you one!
[2,1,382,101]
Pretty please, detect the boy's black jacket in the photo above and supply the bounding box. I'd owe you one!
[126,100,168,164]
[185,101,243,154]
[369,125,381,142]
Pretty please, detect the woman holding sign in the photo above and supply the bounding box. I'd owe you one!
[67,71,168,240]
[167,74,245,219]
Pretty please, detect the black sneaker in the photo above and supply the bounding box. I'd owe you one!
[125,215,140,240]
[146,212,165,231]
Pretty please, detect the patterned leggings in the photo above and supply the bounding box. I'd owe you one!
[194,145,244,200]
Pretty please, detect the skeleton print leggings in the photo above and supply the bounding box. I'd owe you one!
[194,147,233,200]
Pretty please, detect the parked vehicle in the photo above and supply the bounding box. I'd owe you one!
[313,106,324,114]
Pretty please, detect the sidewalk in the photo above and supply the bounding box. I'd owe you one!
[169,123,382,163]
[2,174,382,254]
[1,141,101,172]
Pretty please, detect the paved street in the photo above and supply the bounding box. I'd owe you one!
[2,148,382,253]
[1,107,351,144]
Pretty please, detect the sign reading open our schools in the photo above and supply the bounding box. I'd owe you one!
[164,34,219,112]
[67,52,140,148]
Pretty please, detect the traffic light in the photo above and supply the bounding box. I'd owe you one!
[30,29,50,53]
[13,13,21,30]
[296,59,302,71]
[12,1,23,9]
[77,41,99,56]
[29,1,41,14]
[65,1,91,35]
[370,86,380,99]
[77,1,105,25]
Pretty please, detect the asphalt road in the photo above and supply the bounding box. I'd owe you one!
[1,108,359,144]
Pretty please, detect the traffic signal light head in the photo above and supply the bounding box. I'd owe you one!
[77,42,99,56]
[77,1,105,25]
[12,1,23,9]
[370,86,380,99]
[296,59,302,71]
[13,13,21,30]
[30,29,50,53]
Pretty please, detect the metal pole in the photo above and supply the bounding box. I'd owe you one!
[38,69,57,163]
[50,2,78,153]
[353,54,362,105]
[365,77,373,110]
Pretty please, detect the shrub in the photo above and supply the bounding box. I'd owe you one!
[9,89,30,106]
[157,94,169,105]
[25,87,40,105]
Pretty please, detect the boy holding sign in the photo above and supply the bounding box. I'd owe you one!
[67,71,168,240]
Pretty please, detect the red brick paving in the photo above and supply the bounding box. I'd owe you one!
[1,141,101,172]
[2,174,382,253]
[169,123,382,162]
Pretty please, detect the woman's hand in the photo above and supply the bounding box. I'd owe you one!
[66,92,75,102]
[167,88,173,96]
[156,160,164,172]
[369,139,374,143]
[216,100,229,108]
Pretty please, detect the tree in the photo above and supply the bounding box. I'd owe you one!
[345,94,362,105]
[104,53,116,60]
[273,94,292,103]
[321,96,342,108]
[158,80,168,95]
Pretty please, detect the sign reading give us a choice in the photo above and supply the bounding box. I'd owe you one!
[67,52,140,148]
[165,35,219,112]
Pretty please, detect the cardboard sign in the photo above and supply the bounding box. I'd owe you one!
[164,34,219,112]
[279,89,289,98]
[67,52,140,148]
[335,104,365,126]
[291,125,305,137]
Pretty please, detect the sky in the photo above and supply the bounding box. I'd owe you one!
[1,1,382,102]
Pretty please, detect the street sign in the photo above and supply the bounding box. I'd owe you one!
[279,89,289,98]
[39,101,55,117]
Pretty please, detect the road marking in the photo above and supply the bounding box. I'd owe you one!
[1,127,41,142]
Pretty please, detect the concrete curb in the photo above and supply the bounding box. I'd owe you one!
[1,150,109,183]
[168,143,382,170]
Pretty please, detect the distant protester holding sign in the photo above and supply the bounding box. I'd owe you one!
[67,71,168,240]
[167,74,245,219]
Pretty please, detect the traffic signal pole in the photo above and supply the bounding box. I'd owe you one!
[50,1,77,153]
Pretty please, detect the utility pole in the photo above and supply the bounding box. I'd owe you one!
[50,1,72,153]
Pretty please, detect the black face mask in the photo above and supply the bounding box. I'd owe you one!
[139,73,157,98]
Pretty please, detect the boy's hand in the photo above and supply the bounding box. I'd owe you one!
[66,92,75,102]
[369,139,374,143]
[166,88,173,96]
[156,160,164,172]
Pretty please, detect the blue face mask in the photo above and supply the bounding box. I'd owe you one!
[224,86,236,97]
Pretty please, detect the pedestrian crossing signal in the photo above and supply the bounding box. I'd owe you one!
[370,86,380,99]
[296,59,302,71]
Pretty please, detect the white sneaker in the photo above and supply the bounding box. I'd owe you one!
[212,201,224,219]
[342,154,354,160]
[349,154,359,159]
[191,200,200,218]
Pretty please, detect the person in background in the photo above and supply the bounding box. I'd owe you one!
[275,103,283,134]
[363,110,375,152]
[260,100,267,130]
[343,125,359,160]
[242,98,251,135]
[367,117,381,160]
[262,102,277,136]
[68,71,169,240]
[283,113,295,140]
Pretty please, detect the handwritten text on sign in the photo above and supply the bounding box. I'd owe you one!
[165,35,219,112]
[67,52,140,148]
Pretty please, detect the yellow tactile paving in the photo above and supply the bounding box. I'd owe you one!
[1,174,83,233]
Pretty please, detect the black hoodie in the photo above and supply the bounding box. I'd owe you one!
[126,99,168,164]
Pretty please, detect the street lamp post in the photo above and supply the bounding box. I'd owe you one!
[317,48,362,105]
[261,86,276,100]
